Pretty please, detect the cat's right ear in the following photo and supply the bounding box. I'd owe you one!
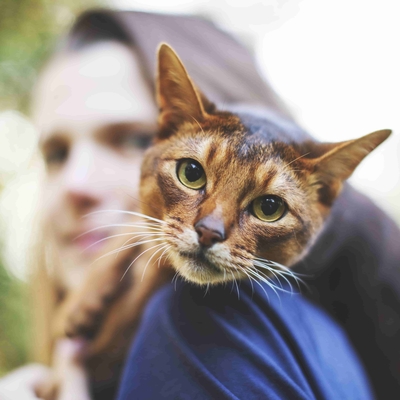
[308,129,391,205]
[157,43,207,137]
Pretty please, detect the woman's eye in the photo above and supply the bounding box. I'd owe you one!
[44,145,68,167]
[252,195,286,222]
[177,159,206,190]
[113,133,152,150]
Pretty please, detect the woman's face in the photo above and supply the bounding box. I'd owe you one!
[33,42,158,274]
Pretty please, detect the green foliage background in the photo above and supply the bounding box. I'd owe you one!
[0,0,104,113]
[0,259,28,375]
[0,0,104,375]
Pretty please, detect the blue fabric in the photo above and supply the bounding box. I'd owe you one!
[117,280,373,400]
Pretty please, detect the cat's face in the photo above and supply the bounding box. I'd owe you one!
[140,44,391,285]
[141,117,323,284]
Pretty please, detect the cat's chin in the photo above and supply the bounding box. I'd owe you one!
[169,250,235,286]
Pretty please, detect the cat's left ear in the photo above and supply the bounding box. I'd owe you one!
[157,43,209,137]
[309,129,391,204]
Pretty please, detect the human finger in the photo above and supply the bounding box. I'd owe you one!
[53,339,91,400]
[0,364,51,400]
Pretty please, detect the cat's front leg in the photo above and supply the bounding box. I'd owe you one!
[53,221,161,340]
[52,228,134,340]
[53,221,173,347]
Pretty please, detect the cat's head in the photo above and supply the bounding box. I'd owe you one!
[140,43,391,286]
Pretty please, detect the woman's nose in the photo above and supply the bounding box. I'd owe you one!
[62,143,102,213]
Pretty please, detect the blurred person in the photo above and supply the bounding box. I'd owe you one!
[0,9,399,400]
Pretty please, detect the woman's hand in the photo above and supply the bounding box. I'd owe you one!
[49,339,91,400]
[0,363,50,399]
[0,339,91,400]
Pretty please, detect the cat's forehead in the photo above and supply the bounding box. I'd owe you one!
[170,111,309,166]
[236,111,311,145]
[166,117,303,191]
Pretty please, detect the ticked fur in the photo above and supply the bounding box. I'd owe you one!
[140,43,391,285]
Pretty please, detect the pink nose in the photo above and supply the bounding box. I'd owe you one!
[195,226,224,247]
[195,215,225,247]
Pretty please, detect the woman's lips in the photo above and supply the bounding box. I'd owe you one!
[72,231,112,254]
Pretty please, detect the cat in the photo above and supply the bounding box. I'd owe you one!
[139,43,390,287]
[41,43,390,400]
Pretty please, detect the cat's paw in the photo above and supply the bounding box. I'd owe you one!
[65,292,112,339]
[54,283,118,340]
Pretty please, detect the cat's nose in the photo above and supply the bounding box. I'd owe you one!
[195,216,225,247]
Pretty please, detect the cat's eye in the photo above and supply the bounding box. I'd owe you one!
[252,195,286,222]
[177,159,206,190]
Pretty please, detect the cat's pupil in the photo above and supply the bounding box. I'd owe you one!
[185,162,203,182]
[260,196,281,215]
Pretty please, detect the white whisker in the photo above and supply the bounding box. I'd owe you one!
[83,231,166,254]
[230,270,240,300]
[190,115,206,136]
[253,260,293,294]
[245,270,270,301]
[204,282,210,297]
[117,233,166,258]
[141,244,170,282]
[253,257,309,291]
[241,267,255,295]
[252,268,295,296]
[92,238,165,265]
[291,229,301,248]
[84,210,166,225]
[247,268,281,302]
[109,238,165,257]
[120,242,166,281]
[156,245,171,269]
[284,152,310,168]
[76,224,163,240]
[172,271,180,291]
[258,258,309,278]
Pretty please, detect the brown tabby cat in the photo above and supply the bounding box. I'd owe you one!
[139,43,390,287]
[43,43,390,399]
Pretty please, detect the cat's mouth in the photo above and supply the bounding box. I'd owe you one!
[179,250,222,273]
[173,249,226,284]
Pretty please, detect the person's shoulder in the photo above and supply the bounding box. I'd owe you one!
[143,278,345,344]
[139,279,373,400]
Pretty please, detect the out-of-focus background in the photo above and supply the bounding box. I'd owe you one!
[0,0,399,373]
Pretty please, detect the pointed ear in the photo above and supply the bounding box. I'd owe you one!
[309,129,391,204]
[157,43,208,136]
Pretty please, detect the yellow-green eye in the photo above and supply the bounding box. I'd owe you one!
[252,195,286,222]
[177,159,206,190]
